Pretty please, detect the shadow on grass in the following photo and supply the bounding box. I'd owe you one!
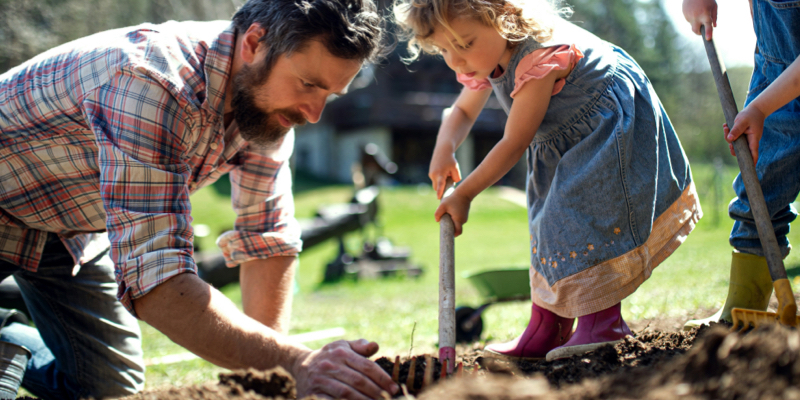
[785,263,800,280]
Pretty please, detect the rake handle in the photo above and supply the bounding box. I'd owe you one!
[439,180,456,374]
[701,27,786,282]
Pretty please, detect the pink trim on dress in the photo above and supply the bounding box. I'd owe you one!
[510,44,585,98]
[456,73,492,91]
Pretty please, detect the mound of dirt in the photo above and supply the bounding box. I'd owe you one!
[420,324,800,400]
[122,368,305,400]
[122,323,800,400]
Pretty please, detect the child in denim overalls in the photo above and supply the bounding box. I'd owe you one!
[683,0,800,329]
[395,0,701,360]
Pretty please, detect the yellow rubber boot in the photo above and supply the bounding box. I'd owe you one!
[683,252,773,331]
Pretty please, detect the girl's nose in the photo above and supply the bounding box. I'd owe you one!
[445,53,465,70]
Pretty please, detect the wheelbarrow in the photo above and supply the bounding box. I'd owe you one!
[454,267,531,343]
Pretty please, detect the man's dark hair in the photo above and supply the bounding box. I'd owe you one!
[232,0,387,70]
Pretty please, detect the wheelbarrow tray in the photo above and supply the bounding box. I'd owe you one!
[464,267,531,302]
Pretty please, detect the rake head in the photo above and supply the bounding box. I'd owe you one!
[730,279,800,332]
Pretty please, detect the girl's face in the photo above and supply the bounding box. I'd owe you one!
[430,17,511,81]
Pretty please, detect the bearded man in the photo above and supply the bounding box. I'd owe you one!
[0,0,398,398]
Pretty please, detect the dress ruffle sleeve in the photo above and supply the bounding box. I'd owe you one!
[456,73,492,91]
[510,44,584,98]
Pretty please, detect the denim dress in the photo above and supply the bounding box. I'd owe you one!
[487,20,701,317]
[729,0,800,257]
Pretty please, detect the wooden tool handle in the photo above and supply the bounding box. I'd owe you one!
[439,179,456,373]
[701,27,786,281]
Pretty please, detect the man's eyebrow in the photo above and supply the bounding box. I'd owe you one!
[303,76,347,96]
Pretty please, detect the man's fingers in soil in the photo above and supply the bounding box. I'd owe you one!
[342,349,398,395]
[319,357,386,399]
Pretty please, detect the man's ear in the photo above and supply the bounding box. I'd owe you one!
[241,23,268,64]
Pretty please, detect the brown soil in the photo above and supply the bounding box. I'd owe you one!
[119,320,800,400]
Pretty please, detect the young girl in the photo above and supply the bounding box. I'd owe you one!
[394,0,702,360]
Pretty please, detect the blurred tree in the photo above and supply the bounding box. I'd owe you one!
[569,0,682,118]
[569,0,754,165]
[0,0,241,74]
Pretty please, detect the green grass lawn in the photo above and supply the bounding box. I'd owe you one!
[141,162,800,389]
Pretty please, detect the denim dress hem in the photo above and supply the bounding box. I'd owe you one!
[530,182,701,317]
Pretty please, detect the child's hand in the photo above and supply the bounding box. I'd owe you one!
[682,0,717,40]
[724,105,765,166]
[429,149,462,200]
[434,192,471,237]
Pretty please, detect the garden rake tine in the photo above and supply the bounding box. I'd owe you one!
[701,26,799,328]
[423,354,433,389]
[406,356,416,390]
[392,356,400,383]
[439,178,456,373]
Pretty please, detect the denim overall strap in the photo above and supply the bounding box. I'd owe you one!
[753,0,800,65]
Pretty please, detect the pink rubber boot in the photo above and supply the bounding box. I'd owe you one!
[545,302,632,361]
[483,303,574,360]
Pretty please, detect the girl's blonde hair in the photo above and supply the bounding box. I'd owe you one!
[393,0,571,62]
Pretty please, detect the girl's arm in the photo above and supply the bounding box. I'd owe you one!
[435,70,559,236]
[430,86,492,199]
[452,73,557,201]
[726,55,800,165]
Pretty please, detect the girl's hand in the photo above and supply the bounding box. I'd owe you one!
[429,149,462,200]
[724,105,765,166]
[682,0,717,40]
[434,191,471,237]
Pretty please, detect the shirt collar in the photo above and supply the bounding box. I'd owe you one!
[202,23,236,119]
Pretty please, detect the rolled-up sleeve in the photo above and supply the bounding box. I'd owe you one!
[84,72,197,316]
[217,131,302,267]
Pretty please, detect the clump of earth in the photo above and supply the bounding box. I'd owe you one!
[116,321,800,400]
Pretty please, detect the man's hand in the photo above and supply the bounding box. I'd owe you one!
[293,339,398,400]
[434,191,471,236]
[683,0,717,40]
[724,105,765,166]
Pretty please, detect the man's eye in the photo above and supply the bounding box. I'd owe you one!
[302,81,314,87]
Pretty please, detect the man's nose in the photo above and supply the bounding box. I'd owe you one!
[300,97,326,123]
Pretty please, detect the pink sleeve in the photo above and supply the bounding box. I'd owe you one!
[509,44,585,98]
[456,73,492,91]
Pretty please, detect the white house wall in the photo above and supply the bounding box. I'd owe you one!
[333,127,392,183]
[293,125,392,183]
[293,124,334,179]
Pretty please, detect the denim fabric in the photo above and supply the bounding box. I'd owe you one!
[729,0,800,256]
[0,233,144,399]
[488,20,692,285]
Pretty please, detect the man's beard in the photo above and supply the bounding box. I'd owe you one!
[231,63,306,147]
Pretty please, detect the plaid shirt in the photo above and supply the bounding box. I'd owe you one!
[0,20,301,315]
